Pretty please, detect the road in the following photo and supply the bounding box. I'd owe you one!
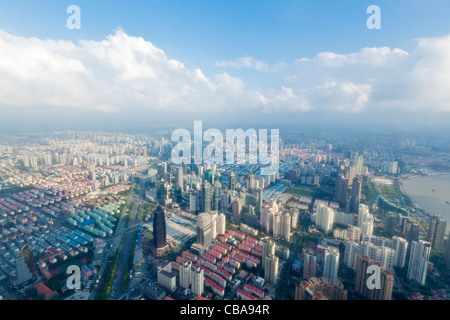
[90,180,147,300]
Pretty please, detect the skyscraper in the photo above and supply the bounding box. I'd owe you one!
[196,212,212,247]
[355,256,394,300]
[153,205,167,251]
[303,249,317,280]
[384,213,397,238]
[176,166,184,191]
[315,204,335,234]
[264,255,279,285]
[201,182,212,213]
[408,240,431,285]
[358,204,374,237]
[335,174,348,205]
[231,198,243,221]
[445,233,450,269]
[427,216,447,252]
[191,265,204,297]
[350,176,362,214]
[323,248,339,281]
[180,261,192,289]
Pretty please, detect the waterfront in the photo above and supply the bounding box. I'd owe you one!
[403,174,450,232]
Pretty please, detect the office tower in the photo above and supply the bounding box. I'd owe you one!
[201,182,212,213]
[257,189,263,214]
[315,204,335,235]
[191,265,204,297]
[445,233,450,269]
[213,182,221,211]
[260,206,270,233]
[229,172,236,191]
[358,204,374,237]
[347,166,358,187]
[391,236,408,268]
[281,212,291,242]
[350,176,362,213]
[262,240,276,270]
[196,213,212,247]
[384,213,397,238]
[89,169,96,181]
[264,255,279,285]
[153,206,167,253]
[303,249,317,280]
[231,198,243,221]
[408,223,420,244]
[180,261,192,289]
[323,248,339,281]
[381,161,398,175]
[176,167,184,191]
[347,225,362,242]
[355,155,364,176]
[210,212,218,240]
[335,174,348,205]
[272,212,281,238]
[427,216,447,252]
[216,213,226,235]
[204,170,214,184]
[295,277,347,300]
[354,256,394,300]
[189,192,199,214]
[408,240,431,285]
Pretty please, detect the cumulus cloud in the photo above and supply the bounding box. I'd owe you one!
[1,29,450,119]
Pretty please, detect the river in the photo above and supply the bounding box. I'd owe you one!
[403,174,450,233]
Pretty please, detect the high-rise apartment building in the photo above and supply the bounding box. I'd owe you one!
[303,249,317,280]
[407,240,431,285]
[355,256,394,300]
[323,248,339,281]
[427,216,447,252]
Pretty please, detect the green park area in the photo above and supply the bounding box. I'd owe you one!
[285,187,315,197]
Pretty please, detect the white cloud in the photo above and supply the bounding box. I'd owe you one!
[298,47,409,68]
[1,29,450,119]
[215,56,287,72]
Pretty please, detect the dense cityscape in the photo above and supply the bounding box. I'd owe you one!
[1,1,450,311]
[0,128,448,301]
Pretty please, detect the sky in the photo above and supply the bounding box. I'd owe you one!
[1,0,450,131]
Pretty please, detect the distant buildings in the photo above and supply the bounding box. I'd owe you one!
[335,174,348,205]
[381,161,398,175]
[427,216,447,252]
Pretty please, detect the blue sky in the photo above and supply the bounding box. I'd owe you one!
[0,0,450,129]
